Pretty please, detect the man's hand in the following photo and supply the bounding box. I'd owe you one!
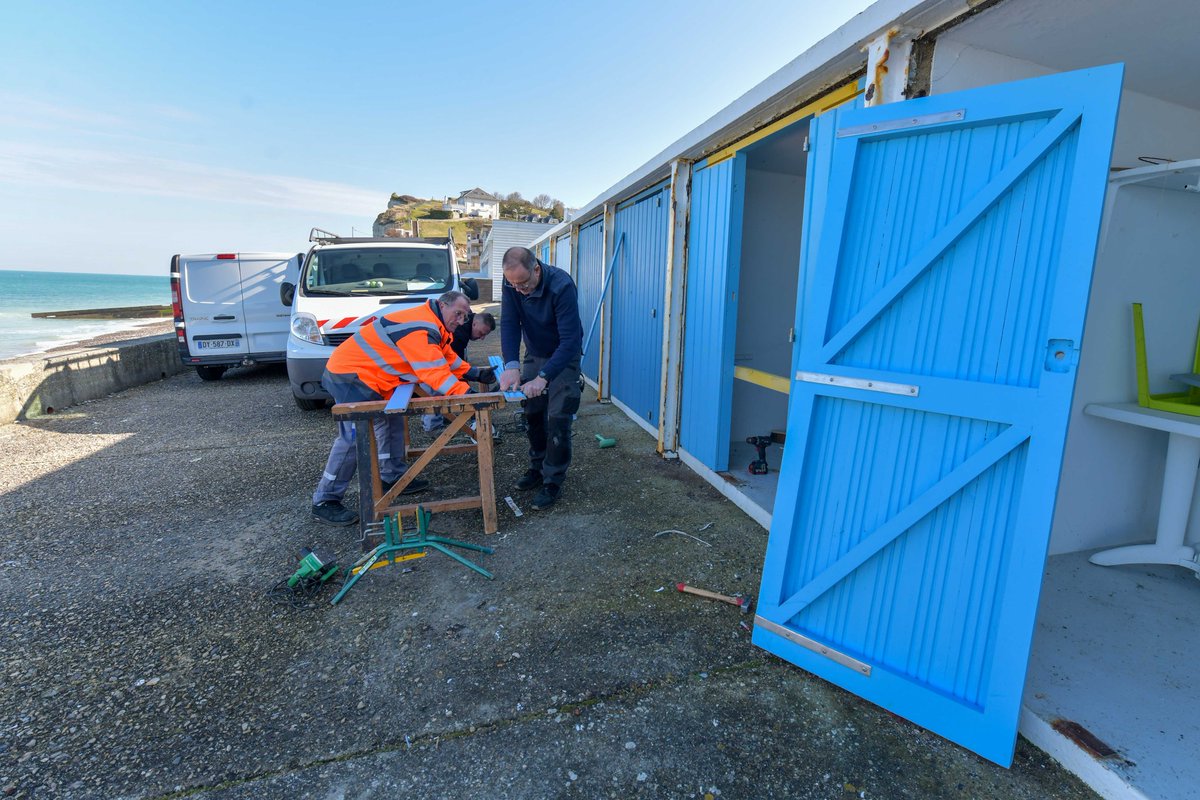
[474,366,496,385]
[521,375,548,398]
[499,368,521,392]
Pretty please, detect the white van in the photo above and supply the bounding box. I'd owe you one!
[170,252,301,381]
[281,232,477,409]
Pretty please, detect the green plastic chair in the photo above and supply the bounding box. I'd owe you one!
[1132,302,1200,416]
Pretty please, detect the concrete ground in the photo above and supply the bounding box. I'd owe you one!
[0,344,1101,798]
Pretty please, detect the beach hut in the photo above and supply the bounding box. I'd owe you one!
[530,1,1199,793]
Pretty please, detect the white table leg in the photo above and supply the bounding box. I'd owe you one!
[1090,432,1200,574]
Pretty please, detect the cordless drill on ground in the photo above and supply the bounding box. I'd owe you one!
[746,435,773,475]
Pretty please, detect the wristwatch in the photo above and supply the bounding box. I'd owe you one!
[537,370,548,381]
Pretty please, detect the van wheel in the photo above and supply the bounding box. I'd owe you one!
[294,396,326,411]
[196,365,226,381]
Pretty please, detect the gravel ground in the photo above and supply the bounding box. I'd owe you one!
[0,334,1101,799]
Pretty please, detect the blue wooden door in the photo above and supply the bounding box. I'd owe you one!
[611,183,670,426]
[679,155,746,469]
[576,217,605,381]
[753,65,1123,766]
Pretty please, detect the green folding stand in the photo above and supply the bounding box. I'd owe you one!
[1133,302,1200,417]
[331,506,495,605]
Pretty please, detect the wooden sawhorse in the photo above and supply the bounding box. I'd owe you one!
[331,392,504,536]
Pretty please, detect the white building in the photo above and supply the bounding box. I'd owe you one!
[465,220,556,301]
[442,188,500,220]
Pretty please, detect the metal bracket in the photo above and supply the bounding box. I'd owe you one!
[1044,339,1079,373]
[755,616,872,676]
[838,109,965,138]
[797,371,919,397]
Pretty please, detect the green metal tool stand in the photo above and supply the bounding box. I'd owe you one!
[331,506,495,605]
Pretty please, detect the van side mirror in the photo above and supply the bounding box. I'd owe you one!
[461,278,479,301]
[280,282,295,306]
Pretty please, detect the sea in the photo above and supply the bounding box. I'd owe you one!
[0,269,170,361]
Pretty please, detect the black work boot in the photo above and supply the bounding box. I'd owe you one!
[515,468,543,491]
[532,483,561,510]
[312,501,358,526]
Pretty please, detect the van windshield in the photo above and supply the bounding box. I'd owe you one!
[302,247,451,296]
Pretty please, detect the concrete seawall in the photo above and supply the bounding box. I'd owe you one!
[0,333,185,424]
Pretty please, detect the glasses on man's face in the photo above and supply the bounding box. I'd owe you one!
[506,266,540,292]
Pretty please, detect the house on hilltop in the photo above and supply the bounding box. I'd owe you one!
[443,188,500,220]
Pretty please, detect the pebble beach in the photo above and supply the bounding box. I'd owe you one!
[0,320,174,364]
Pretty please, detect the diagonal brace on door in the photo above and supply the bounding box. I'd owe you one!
[818,107,1084,364]
[766,423,1031,624]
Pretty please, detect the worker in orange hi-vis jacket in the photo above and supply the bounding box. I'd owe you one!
[310,290,496,526]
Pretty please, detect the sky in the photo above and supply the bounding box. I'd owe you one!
[0,0,875,276]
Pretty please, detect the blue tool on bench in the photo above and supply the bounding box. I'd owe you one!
[489,355,527,402]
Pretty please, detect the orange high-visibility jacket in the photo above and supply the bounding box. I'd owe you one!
[326,300,471,399]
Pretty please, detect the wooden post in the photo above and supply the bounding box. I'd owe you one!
[476,407,497,534]
[353,419,375,529]
[367,423,382,515]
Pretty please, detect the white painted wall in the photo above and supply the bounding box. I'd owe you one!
[930,39,1200,554]
[931,40,1200,171]
[729,168,806,444]
[1054,184,1200,554]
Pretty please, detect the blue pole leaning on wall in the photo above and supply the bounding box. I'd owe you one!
[580,233,625,360]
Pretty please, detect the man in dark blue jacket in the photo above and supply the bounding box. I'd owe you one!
[498,246,583,509]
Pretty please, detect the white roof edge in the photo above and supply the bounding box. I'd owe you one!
[531,0,972,247]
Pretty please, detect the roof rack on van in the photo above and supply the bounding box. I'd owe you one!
[310,236,453,246]
[309,227,343,243]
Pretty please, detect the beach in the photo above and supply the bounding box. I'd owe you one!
[0,269,171,361]
[0,319,175,364]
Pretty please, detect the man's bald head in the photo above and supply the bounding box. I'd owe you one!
[502,246,537,272]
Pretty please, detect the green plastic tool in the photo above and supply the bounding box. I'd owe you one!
[288,547,339,587]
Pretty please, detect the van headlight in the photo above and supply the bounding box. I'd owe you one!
[291,313,323,344]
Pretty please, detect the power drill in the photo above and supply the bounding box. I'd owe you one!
[288,546,340,588]
[746,435,773,475]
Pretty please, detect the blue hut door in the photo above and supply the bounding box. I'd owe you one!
[753,65,1123,766]
[679,154,746,470]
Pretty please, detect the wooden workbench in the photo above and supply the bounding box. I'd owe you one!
[332,392,505,535]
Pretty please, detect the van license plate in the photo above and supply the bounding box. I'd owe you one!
[196,339,241,350]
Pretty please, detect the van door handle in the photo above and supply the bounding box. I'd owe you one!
[214,314,236,321]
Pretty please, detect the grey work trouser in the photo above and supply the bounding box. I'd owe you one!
[522,355,582,488]
[312,371,409,505]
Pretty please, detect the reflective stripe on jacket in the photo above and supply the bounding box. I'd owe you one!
[326,300,471,399]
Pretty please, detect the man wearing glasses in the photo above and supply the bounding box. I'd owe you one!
[498,246,583,510]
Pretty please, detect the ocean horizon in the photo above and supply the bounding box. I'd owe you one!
[0,269,171,361]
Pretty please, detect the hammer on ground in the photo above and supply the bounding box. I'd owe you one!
[675,583,752,613]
